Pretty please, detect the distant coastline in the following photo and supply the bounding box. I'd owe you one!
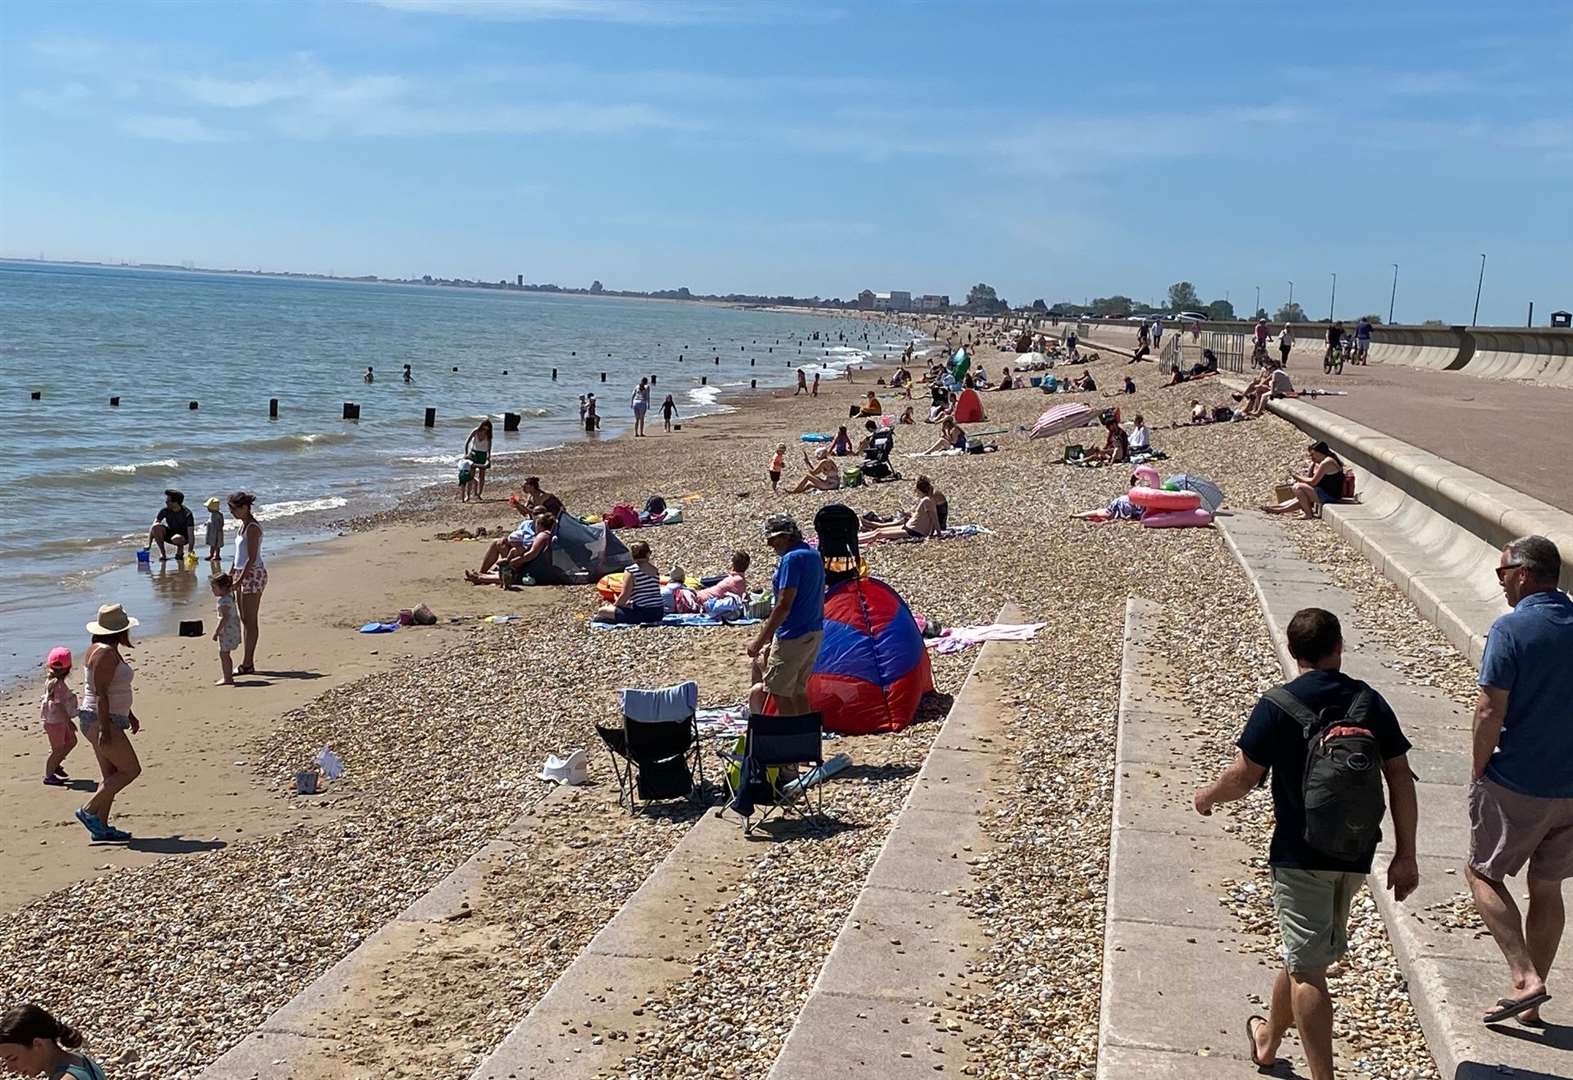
[0,255,855,311]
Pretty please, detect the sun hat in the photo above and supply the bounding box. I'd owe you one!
[762,513,800,540]
[205,496,221,511]
[86,603,139,636]
[46,646,72,672]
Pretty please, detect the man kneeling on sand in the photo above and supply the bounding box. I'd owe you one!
[1194,608,1418,1080]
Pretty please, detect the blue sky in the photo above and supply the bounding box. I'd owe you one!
[2,0,1570,324]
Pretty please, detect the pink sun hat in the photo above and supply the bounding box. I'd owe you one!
[46,646,72,672]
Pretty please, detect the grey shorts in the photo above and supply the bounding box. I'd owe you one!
[1469,776,1573,882]
[1271,866,1365,973]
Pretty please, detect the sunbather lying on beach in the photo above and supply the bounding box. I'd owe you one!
[1072,466,1160,521]
[859,476,947,542]
[789,448,841,493]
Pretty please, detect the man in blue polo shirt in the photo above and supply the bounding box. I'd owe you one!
[747,514,824,716]
[1468,535,1573,1025]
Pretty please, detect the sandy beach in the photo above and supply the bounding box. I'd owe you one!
[0,321,1444,1078]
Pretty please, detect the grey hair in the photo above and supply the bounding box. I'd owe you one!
[1507,535,1561,584]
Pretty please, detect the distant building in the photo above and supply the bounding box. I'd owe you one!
[917,294,949,311]
[857,289,876,310]
[517,274,523,287]
[872,290,912,312]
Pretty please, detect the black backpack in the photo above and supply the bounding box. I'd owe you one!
[1263,683,1386,861]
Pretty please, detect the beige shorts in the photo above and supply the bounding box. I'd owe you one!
[763,631,822,699]
[1469,776,1573,882]
[1271,867,1365,973]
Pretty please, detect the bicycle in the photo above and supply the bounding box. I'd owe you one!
[1323,343,1345,375]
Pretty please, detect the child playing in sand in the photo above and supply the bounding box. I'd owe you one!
[769,443,786,494]
[660,393,679,432]
[40,647,78,785]
[212,573,242,685]
[204,496,225,562]
[458,460,475,501]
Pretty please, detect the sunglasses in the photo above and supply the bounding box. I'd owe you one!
[1495,562,1523,581]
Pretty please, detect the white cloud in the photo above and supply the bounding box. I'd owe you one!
[19,82,92,110]
[117,114,238,142]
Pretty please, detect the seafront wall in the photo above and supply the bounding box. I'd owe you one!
[1071,317,1571,384]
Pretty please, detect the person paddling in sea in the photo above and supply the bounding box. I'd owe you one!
[463,419,493,501]
[227,491,266,675]
[364,366,374,383]
[76,603,142,842]
[631,377,651,437]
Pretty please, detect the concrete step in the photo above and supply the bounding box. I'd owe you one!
[1219,512,1572,1079]
[766,603,1025,1080]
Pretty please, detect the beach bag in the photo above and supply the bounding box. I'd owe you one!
[1264,684,1386,862]
[606,504,640,529]
[644,495,668,517]
[841,466,863,488]
[1063,444,1085,463]
[1212,405,1234,423]
[1340,470,1356,501]
[745,590,774,620]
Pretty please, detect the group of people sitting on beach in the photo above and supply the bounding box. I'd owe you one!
[590,547,753,624]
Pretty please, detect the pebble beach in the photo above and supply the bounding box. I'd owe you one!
[1,318,1450,1078]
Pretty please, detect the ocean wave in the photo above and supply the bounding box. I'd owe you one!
[90,458,181,475]
[401,453,461,466]
[241,431,356,453]
[20,457,183,489]
[254,496,349,521]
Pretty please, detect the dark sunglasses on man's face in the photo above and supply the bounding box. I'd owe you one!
[1496,563,1523,581]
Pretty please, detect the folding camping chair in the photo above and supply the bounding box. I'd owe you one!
[861,429,899,482]
[596,681,706,814]
[718,711,827,835]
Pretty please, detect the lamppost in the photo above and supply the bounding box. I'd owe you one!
[1472,253,1486,326]
[1255,285,1261,318]
[1288,280,1294,309]
[1389,263,1398,324]
[1328,272,1337,322]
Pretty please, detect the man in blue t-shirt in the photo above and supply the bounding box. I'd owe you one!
[1194,608,1417,1078]
[747,514,824,716]
[1468,535,1573,1025]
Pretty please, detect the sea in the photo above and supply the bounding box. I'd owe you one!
[0,260,921,686]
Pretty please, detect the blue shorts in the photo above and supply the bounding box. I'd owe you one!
[613,605,664,625]
[78,709,130,736]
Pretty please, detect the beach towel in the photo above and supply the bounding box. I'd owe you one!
[620,681,698,724]
[591,613,763,630]
[872,523,993,545]
[927,621,1047,654]
[358,622,400,634]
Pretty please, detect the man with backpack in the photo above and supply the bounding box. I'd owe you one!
[1193,608,1418,1080]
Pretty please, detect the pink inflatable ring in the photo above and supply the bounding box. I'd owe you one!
[1127,486,1202,512]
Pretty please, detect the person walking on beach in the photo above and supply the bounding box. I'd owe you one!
[1279,324,1295,367]
[747,514,824,716]
[0,1004,107,1079]
[39,647,79,786]
[631,377,651,437]
[1194,608,1418,1080]
[464,419,493,501]
[227,491,266,676]
[1467,536,1573,1025]
[211,573,242,686]
[76,603,144,842]
[204,496,225,563]
[811,371,820,396]
[660,393,679,432]
[147,489,194,563]
[795,368,808,395]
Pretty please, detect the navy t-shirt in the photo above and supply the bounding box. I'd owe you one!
[1479,591,1573,797]
[1237,669,1410,873]
[772,543,825,640]
[157,505,195,538]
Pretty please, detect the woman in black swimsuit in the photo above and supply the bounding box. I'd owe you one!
[1260,440,1345,519]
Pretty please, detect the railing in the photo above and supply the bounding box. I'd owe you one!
[1203,330,1247,374]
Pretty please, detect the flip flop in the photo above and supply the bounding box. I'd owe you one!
[1485,992,1551,1024]
[1245,1015,1276,1069]
[235,664,256,676]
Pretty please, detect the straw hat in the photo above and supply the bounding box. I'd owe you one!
[86,603,139,636]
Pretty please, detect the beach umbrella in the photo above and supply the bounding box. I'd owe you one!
[1030,402,1094,439]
